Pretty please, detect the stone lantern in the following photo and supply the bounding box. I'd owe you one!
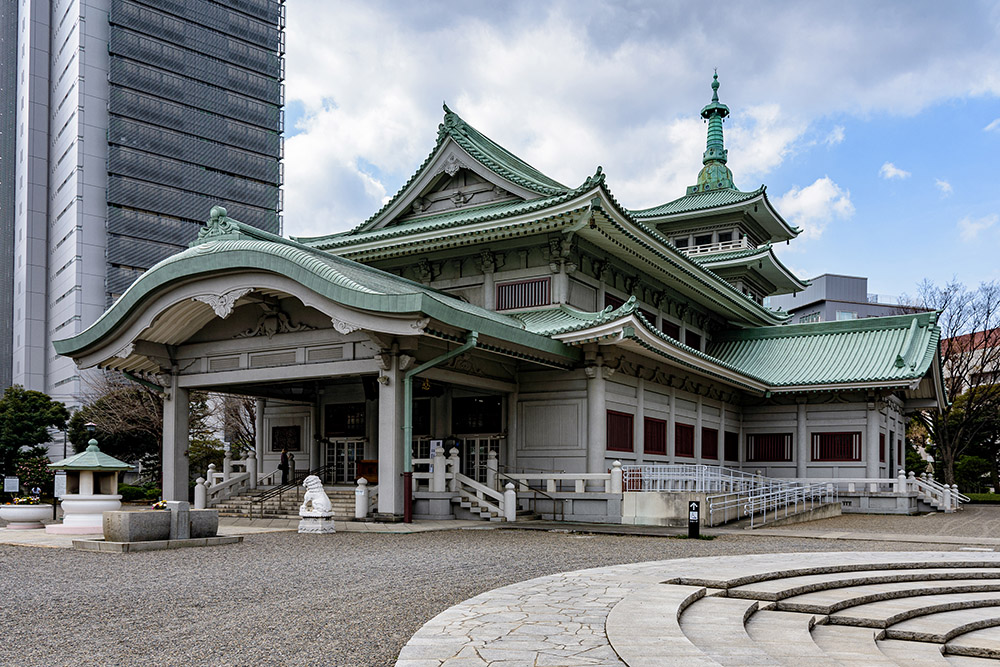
[45,436,132,534]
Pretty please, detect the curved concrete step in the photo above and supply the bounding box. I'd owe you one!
[678,596,774,665]
[777,579,1000,615]
[809,623,898,666]
[885,605,1000,644]
[743,609,839,666]
[877,638,951,665]
[946,624,1000,660]
[606,584,719,666]
[727,567,1000,602]
[831,591,1000,629]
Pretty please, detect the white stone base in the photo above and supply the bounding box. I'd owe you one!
[298,516,336,534]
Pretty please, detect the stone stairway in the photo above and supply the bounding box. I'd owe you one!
[451,490,504,522]
[213,486,356,519]
[606,561,1000,665]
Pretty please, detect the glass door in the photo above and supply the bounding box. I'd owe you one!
[325,439,365,484]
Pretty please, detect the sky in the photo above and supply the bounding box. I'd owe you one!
[281,0,1000,299]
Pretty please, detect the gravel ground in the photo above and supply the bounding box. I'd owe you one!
[0,527,977,667]
[772,504,1000,536]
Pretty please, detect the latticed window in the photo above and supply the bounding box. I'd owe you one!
[747,433,792,462]
[675,423,695,458]
[496,277,550,310]
[607,411,633,452]
[702,427,719,459]
[644,417,666,455]
[724,431,739,461]
[812,432,862,461]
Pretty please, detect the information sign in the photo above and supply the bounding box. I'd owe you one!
[3,476,19,493]
[54,471,67,498]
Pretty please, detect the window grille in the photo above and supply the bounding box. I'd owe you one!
[496,277,550,310]
[747,433,793,462]
[675,423,695,458]
[724,431,739,461]
[702,427,718,460]
[644,417,666,455]
[607,411,633,452]
[811,432,862,462]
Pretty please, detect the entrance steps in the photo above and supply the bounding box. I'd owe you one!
[605,561,1000,665]
[214,486,356,520]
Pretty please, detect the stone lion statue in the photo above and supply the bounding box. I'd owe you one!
[299,475,333,516]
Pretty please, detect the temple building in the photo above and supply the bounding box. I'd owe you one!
[54,77,945,521]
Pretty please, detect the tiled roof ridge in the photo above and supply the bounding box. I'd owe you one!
[714,310,940,342]
[514,295,637,335]
[628,185,765,218]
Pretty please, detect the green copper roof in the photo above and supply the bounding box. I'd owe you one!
[629,186,763,218]
[707,312,941,388]
[54,212,577,364]
[49,441,132,471]
[514,297,638,336]
[688,245,772,264]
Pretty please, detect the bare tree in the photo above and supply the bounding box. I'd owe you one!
[909,279,1000,485]
[209,393,257,456]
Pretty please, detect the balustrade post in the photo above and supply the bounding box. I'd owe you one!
[896,470,906,494]
[848,482,855,493]
[486,450,498,490]
[206,463,217,487]
[611,460,623,494]
[432,447,446,492]
[288,453,296,482]
[943,484,952,511]
[908,471,915,492]
[355,478,369,520]
[194,477,207,509]
[503,483,517,522]
[952,484,960,510]
[247,450,258,490]
[223,449,232,482]
[448,447,460,492]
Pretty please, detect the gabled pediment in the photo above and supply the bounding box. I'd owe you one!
[347,106,570,234]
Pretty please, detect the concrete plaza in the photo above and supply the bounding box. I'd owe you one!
[2,509,1000,666]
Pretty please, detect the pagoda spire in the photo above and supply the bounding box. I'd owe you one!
[687,71,735,195]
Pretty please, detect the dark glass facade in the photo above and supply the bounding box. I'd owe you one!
[105,0,284,305]
[0,0,15,388]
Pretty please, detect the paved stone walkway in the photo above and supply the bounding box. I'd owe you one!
[397,552,1000,666]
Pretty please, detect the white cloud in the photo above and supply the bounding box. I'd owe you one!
[958,214,998,242]
[774,177,855,240]
[935,179,953,196]
[879,162,911,180]
[279,1,1000,239]
[985,118,1000,132]
[824,125,845,146]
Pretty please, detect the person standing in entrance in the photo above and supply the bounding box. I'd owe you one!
[279,449,290,485]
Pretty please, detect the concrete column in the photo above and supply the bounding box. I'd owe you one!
[506,390,518,473]
[667,387,676,464]
[377,358,404,517]
[254,398,265,464]
[586,361,606,474]
[796,399,808,477]
[865,401,880,479]
[635,378,645,464]
[162,376,190,501]
[246,450,257,489]
[483,271,495,310]
[695,396,703,461]
[308,406,320,471]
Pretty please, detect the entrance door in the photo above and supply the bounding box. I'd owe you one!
[458,436,504,484]
[325,439,365,484]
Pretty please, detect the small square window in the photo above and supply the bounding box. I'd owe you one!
[674,238,689,248]
[694,234,712,246]
[717,232,733,243]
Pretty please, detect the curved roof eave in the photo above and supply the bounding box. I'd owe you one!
[694,244,809,293]
[53,240,578,364]
[583,182,790,327]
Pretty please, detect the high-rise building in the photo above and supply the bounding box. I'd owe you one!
[0,1,16,390]
[7,0,284,407]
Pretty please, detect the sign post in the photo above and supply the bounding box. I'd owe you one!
[3,476,18,494]
[53,471,67,521]
[688,500,700,539]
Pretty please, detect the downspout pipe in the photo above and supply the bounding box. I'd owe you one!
[402,331,479,522]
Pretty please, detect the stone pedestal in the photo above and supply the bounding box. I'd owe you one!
[298,513,336,534]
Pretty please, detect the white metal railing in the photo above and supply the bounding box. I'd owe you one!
[623,464,761,493]
[738,482,838,528]
[786,471,966,513]
[682,237,753,257]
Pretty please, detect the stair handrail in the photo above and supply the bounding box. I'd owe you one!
[248,464,336,519]
[493,468,563,522]
[453,472,504,516]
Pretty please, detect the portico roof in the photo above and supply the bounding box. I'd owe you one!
[53,210,579,368]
